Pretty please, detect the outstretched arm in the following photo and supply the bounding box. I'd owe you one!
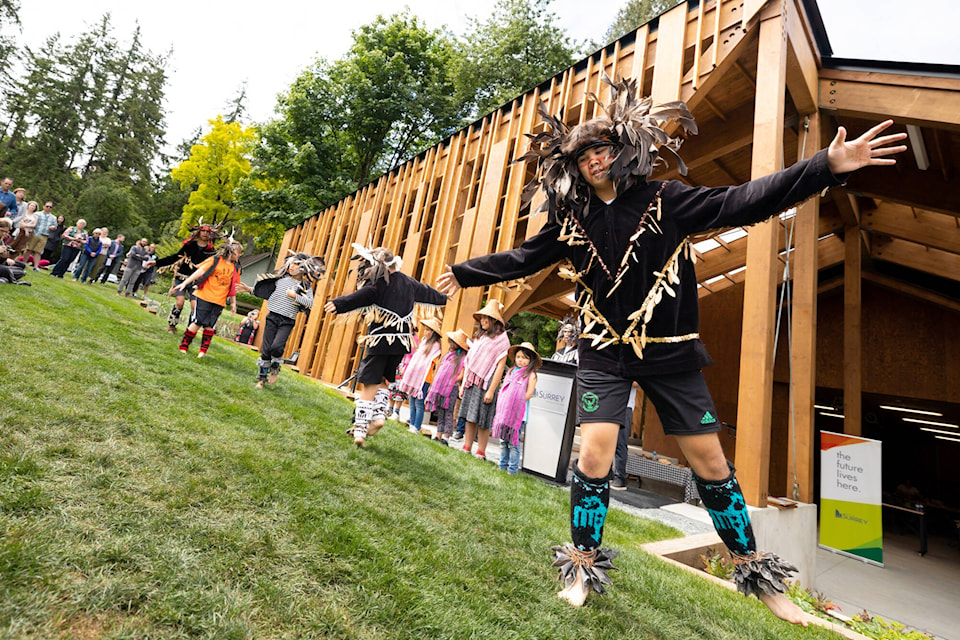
[826,119,907,174]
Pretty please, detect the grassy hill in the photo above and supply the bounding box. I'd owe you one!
[0,275,843,639]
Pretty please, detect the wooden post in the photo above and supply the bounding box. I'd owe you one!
[844,225,862,435]
[734,5,787,507]
[788,113,821,502]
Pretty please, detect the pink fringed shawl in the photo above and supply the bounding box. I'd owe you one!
[462,332,510,390]
[397,340,441,398]
[492,366,531,446]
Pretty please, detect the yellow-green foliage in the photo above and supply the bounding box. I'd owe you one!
[171,115,256,236]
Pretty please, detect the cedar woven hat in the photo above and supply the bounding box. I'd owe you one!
[446,329,471,352]
[421,316,443,337]
[508,341,542,369]
[473,299,505,325]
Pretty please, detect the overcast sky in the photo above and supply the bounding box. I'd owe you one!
[15,0,957,153]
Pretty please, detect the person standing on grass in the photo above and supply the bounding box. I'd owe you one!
[493,342,540,475]
[323,244,447,448]
[94,233,125,284]
[116,238,149,296]
[251,251,326,388]
[456,299,510,461]
[42,213,65,265]
[50,219,87,278]
[156,221,219,335]
[173,238,243,358]
[30,202,56,271]
[72,228,102,282]
[437,76,907,620]
[396,316,443,434]
[424,328,470,445]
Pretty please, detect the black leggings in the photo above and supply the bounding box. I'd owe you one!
[260,313,296,360]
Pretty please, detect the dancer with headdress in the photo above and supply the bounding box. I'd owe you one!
[324,244,447,447]
[156,219,221,335]
[173,236,244,358]
[251,251,326,388]
[438,75,906,619]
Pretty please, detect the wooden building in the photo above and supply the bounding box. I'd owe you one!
[268,0,960,509]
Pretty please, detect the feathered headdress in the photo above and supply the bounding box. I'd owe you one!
[276,251,327,283]
[518,74,698,223]
[185,216,225,245]
[350,242,401,287]
[217,229,243,258]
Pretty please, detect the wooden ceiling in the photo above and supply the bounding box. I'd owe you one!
[525,0,960,318]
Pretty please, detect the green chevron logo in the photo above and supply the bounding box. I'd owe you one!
[701,411,717,425]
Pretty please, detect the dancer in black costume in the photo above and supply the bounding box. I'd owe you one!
[438,76,906,621]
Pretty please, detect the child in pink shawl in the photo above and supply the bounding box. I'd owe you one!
[425,328,471,444]
[397,317,443,434]
[493,342,541,474]
[457,299,510,460]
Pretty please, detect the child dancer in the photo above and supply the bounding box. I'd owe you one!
[252,251,326,388]
[457,299,510,460]
[438,77,906,617]
[493,342,541,475]
[397,317,443,434]
[173,237,243,358]
[156,220,220,334]
[325,244,447,447]
[425,329,470,445]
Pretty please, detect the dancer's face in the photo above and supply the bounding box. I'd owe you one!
[479,316,491,331]
[577,145,615,192]
[515,351,531,367]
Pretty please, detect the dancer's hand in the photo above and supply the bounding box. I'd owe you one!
[286,288,297,299]
[324,301,337,314]
[827,119,907,175]
[436,265,461,296]
[484,389,495,404]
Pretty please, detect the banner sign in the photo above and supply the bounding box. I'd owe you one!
[522,368,575,479]
[819,431,883,565]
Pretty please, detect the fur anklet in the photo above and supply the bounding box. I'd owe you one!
[731,551,797,598]
[551,543,618,594]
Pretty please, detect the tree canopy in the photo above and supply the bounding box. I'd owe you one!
[0,14,168,234]
[457,0,581,117]
[601,0,682,45]
[171,116,255,238]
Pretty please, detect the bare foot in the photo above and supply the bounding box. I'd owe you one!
[759,592,808,626]
[557,570,589,607]
[367,419,385,436]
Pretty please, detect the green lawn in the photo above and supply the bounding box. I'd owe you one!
[0,275,844,639]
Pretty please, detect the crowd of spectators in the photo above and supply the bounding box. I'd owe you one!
[0,176,155,295]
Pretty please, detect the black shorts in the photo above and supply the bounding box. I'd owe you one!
[576,369,721,436]
[173,278,197,298]
[357,353,405,385]
[190,299,225,329]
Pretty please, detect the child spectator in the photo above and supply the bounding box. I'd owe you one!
[387,337,417,421]
[397,317,443,434]
[493,342,541,475]
[173,238,243,358]
[425,329,470,445]
[457,299,510,460]
[235,310,260,345]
